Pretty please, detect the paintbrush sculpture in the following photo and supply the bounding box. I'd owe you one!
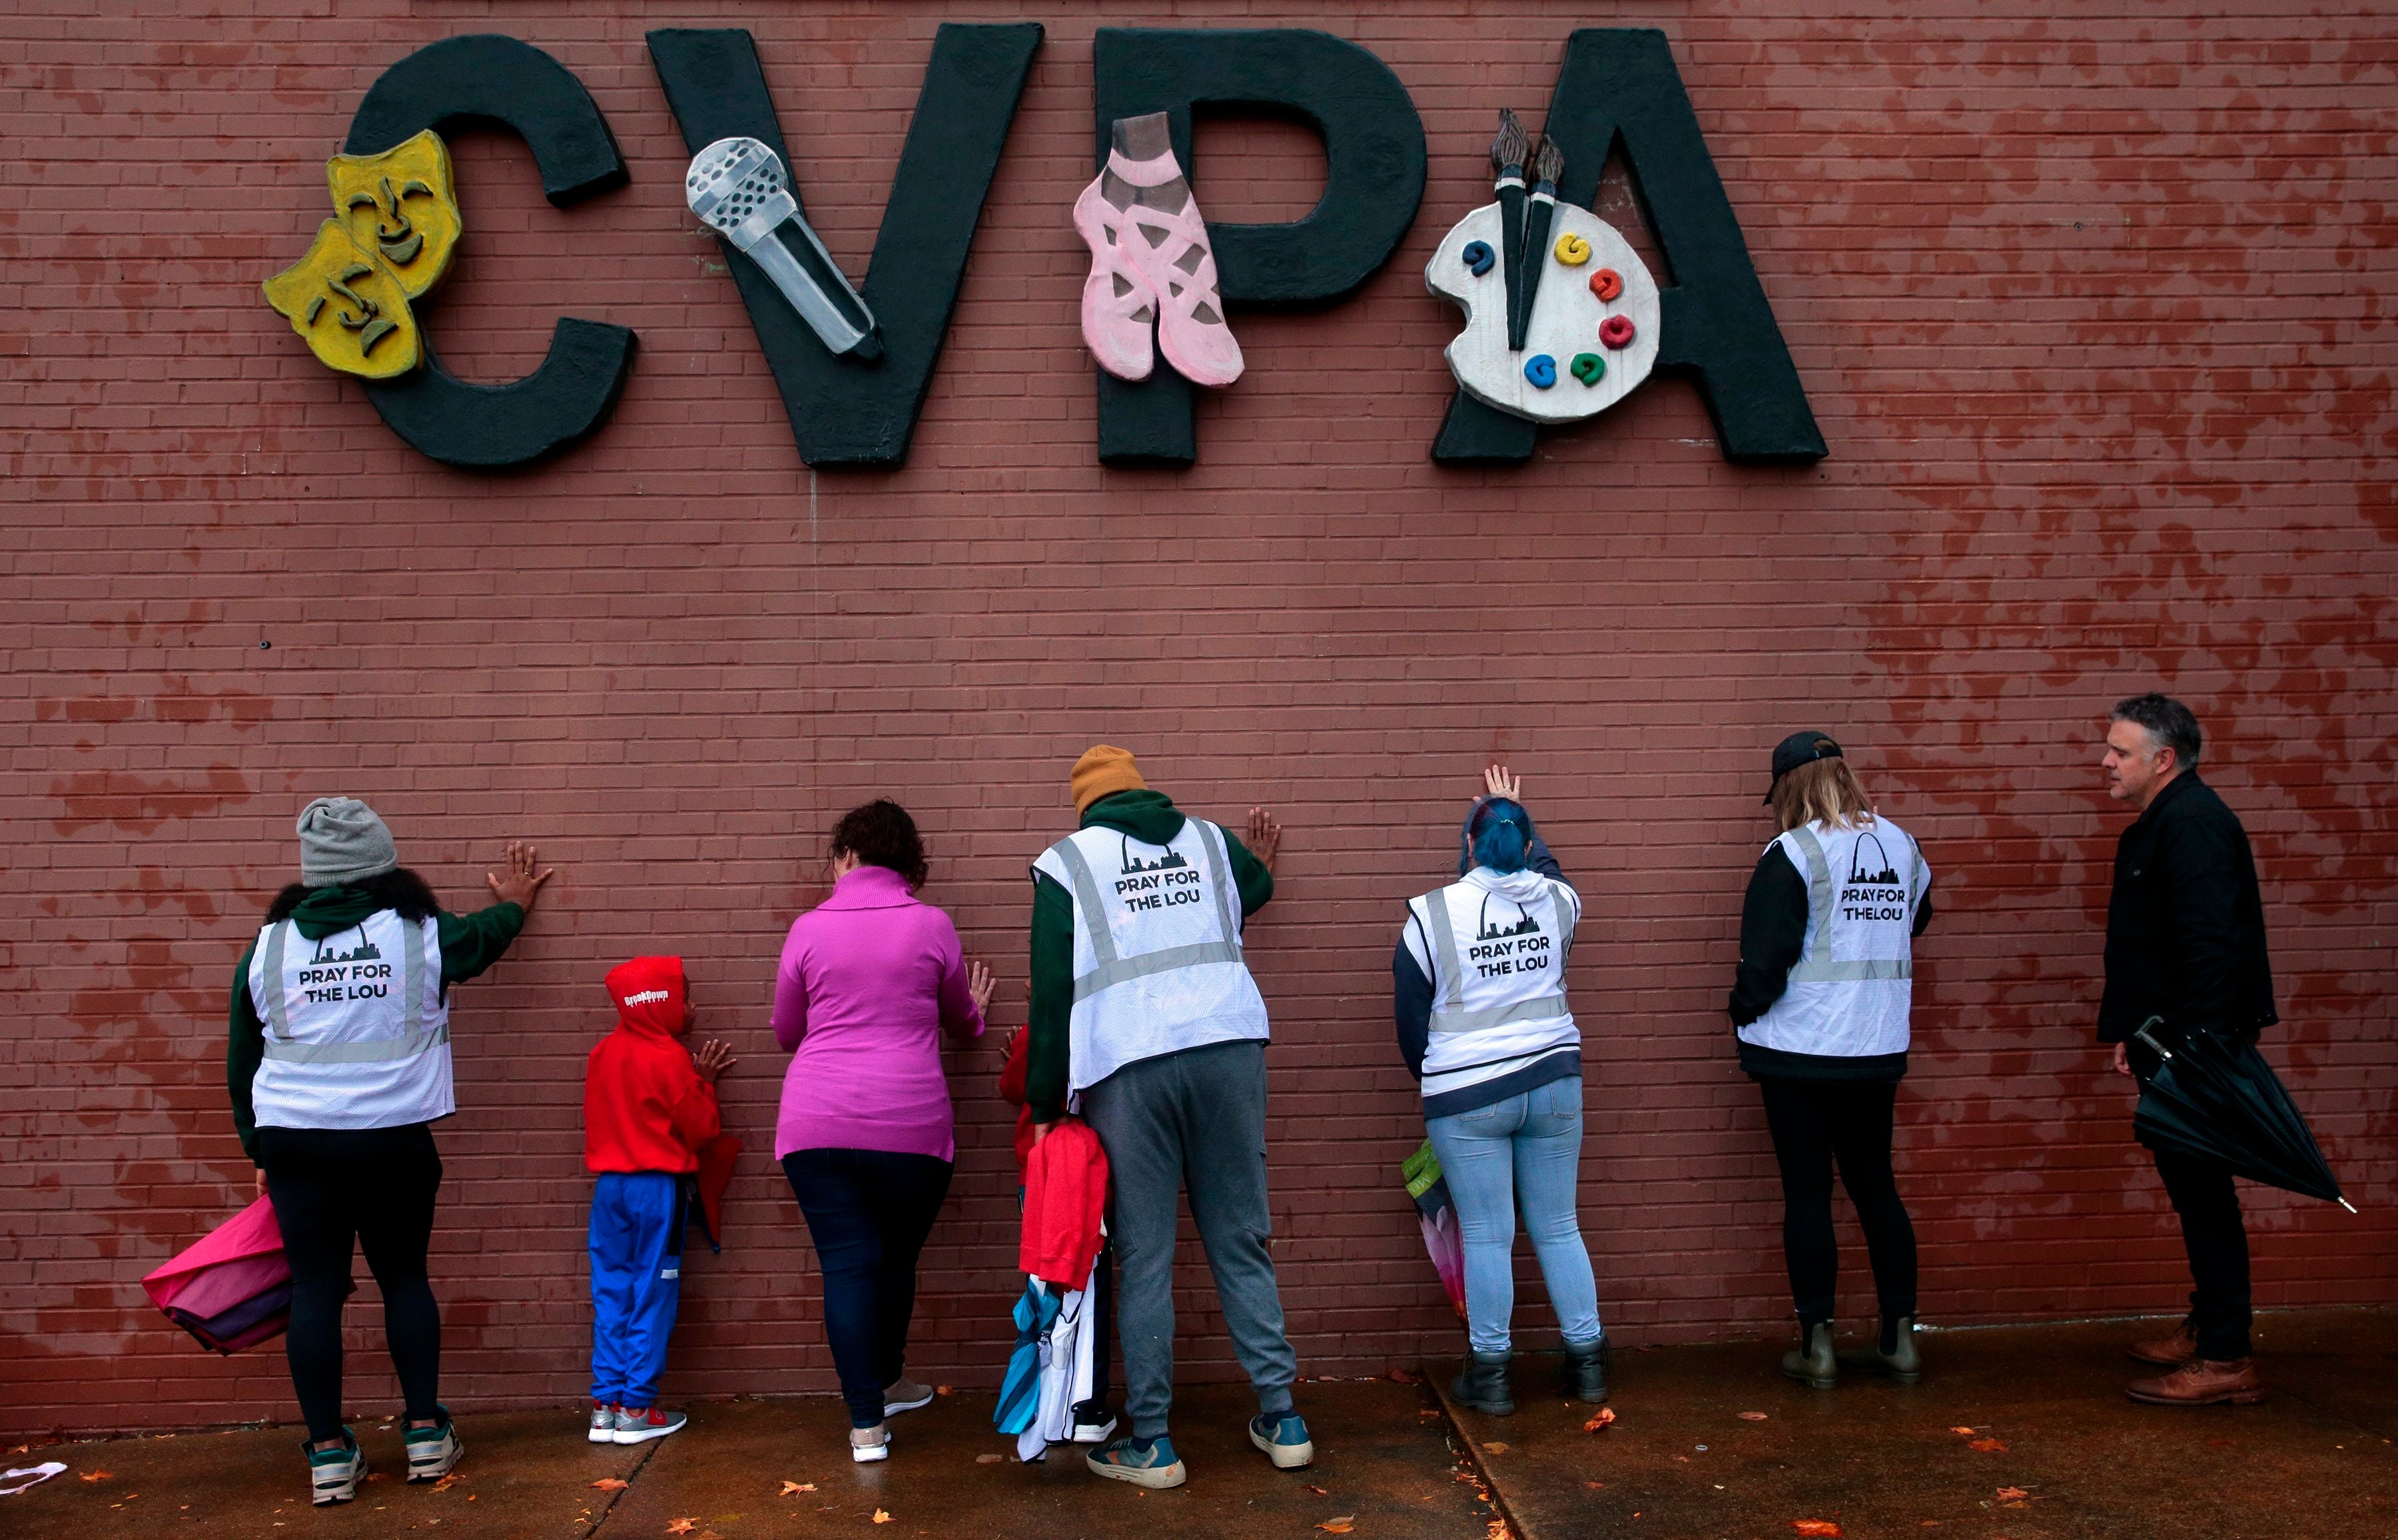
[1491,111,1531,352]
[1511,137,1565,352]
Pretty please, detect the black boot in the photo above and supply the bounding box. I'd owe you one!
[1449,1351,1514,1415]
[1872,1315,1922,1383]
[1559,1338,1609,1404]
[1781,1320,1836,1390]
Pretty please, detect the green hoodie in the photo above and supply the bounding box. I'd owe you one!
[1025,789,1274,1121]
[226,887,526,1160]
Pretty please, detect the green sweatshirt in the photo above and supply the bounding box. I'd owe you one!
[1026,789,1274,1121]
[226,887,526,1160]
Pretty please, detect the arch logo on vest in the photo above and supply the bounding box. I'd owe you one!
[297,929,396,1006]
[1468,893,1554,981]
[1842,832,1910,923]
[1114,837,1202,913]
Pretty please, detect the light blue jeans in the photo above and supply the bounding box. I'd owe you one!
[1425,1076,1603,1355]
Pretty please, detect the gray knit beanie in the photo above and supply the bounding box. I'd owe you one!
[296,796,399,886]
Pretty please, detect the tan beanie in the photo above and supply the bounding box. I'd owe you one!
[1070,745,1147,816]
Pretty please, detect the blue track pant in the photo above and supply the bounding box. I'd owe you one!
[590,1172,687,1408]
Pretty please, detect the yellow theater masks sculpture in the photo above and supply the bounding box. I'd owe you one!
[262,131,460,379]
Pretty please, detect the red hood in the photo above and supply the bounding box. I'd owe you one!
[604,955,689,1039]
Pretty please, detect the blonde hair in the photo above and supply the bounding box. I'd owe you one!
[1770,754,1874,833]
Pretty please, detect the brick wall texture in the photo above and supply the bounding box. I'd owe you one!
[4,0,2394,1437]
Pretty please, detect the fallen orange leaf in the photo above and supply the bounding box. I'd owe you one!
[432,1474,462,1491]
[666,1521,697,1536]
[1996,1487,2028,1501]
[1483,1441,1509,1453]
[1794,1523,1843,1538]
[1968,1439,2007,1453]
[1739,1411,1769,1421]
[592,1478,629,1491]
[1306,1483,1330,1495]
[779,1481,815,1495]
[872,1510,893,1525]
[1949,1426,1976,1436]
[975,1454,1002,1465]
[1318,1521,1356,1535]
[1583,1407,1617,1433]
[81,1471,111,1483]
[936,1385,953,1395]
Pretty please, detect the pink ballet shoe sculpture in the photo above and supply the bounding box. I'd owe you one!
[1073,114,1244,388]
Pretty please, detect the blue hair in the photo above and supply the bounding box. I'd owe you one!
[1469,798,1533,874]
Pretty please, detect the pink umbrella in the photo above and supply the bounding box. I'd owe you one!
[142,1195,344,1355]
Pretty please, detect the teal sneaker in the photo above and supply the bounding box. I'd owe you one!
[1086,1433,1186,1489]
[1249,1411,1314,1469]
[306,1429,364,1506]
[405,1406,463,1483]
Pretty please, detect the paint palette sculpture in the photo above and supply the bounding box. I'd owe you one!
[1428,201,1659,425]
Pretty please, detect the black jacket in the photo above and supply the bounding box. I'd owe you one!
[2098,772,2276,1044]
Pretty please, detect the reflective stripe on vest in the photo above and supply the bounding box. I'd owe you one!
[1052,821,1244,1001]
[1784,826,1914,983]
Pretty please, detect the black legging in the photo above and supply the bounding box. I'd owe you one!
[782,1148,953,1428]
[258,1123,444,1443]
[1756,1076,1918,1326]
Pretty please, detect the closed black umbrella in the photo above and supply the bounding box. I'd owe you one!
[2132,1016,2355,1212]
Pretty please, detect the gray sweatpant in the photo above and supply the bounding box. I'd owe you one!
[1080,1038,1298,1441]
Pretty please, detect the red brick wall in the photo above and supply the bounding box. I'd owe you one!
[5,1,2393,1436]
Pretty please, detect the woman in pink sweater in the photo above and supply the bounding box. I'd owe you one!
[771,800,992,1463]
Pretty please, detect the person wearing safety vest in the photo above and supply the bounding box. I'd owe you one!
[1729,733,1934,1390]
[1396,765,1607,1417]
[226,797,553,1507]
[1023,745,1308,1491]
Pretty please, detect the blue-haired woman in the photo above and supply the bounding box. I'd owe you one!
[1395,765,1605,1415]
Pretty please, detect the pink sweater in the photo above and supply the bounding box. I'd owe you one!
[770,865,986,1162]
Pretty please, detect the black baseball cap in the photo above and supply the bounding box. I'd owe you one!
[1766,731,1842,802]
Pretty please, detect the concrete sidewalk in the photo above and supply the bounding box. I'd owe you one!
[1443,1306,2398,1540]
[9,1310,2392,1539]
[4,1378,1501,1540]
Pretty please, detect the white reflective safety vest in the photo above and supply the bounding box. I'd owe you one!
[1739,817,1930,1060]
[1032,818,1268,1093]
[1404,869,1581,1101]
[246,909,454,1130]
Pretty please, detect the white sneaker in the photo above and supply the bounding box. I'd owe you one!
[306,1431,365,1506]
[404,1411,463,1483]
[851,1424,891,1463]
[1070,1413,1118,1445]
[588,1402,619,1444]
[883,1377,935,1417]
[613,1405,689,1445]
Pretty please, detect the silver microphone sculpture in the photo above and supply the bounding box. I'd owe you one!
[685,137,880,361]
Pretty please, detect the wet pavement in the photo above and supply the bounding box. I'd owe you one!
[5,1377,1500,1540]
[10,1310,2393,1539]
[1440,1307,2398,1540]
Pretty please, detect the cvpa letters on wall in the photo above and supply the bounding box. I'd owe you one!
[264,26,1822,473]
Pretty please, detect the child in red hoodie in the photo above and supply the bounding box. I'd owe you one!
[585,957,733,1445]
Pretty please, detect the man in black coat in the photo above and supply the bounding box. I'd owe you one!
[2098,692,2277,1407]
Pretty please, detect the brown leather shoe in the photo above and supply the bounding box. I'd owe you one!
[2128,1320,2199,1366]
[2128,1357,2264,1407]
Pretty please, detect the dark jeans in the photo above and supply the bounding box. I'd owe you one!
[257,1123,444,1443]
[2153,1150,2253,1358]
[2127,1037,2253,1359]
[1756,1077,1918,1326]
[782,1148,953,1428]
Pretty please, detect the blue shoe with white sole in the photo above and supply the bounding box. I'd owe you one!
[1249,1411,1314,1469]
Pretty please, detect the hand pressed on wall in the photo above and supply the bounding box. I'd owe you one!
[1247,807,1284,875]
[692,1039,737,1082]
[967,961,997,1016]
[1483,763,1521,801]
[486,841,556,911]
